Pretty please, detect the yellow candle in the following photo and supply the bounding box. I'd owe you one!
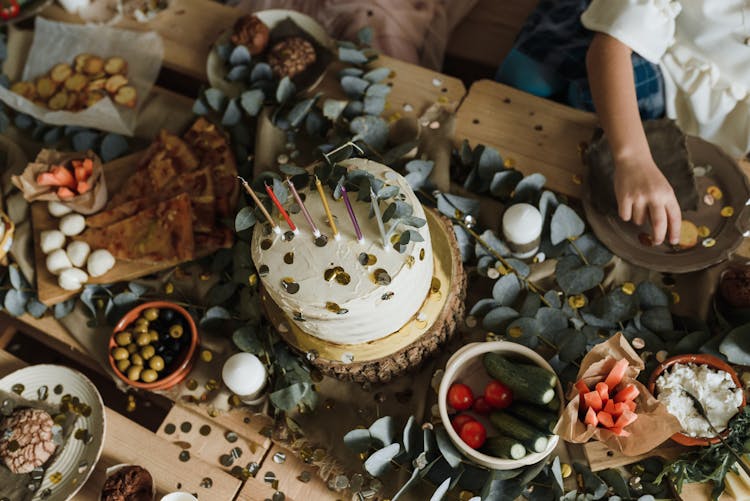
[315,176,339,239]
[237,176,281,234]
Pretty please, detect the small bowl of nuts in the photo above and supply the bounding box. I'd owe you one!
[108,301,199,390]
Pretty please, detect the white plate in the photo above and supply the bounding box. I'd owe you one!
[206,9,334,98]
[0,364,106,500]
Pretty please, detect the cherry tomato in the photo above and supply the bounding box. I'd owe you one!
[485,380,513,409]
[447,383,474,411]
[472,396,492,415]
[450,414,476,433]
[459,420,486,449]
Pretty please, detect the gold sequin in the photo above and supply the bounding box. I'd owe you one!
[508,326,523,338]
[621,282,636,295]
[572,174,583,185]
[721,206,735,217]
[419,248,425,261]
[697,226,711,238]
[49,472,63,484]
[568,295,586,309]
[702,238,716,248]
[503,158,516,168]
[672,291,680,304]
[164,282,174,294]
[372,269,392,285]
[707,185,723,200]
[325,302,348,314]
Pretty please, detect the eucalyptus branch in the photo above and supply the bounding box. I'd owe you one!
[566,237,606,296]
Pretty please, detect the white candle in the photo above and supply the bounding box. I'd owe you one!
[502,203,543,259]
[160,493,198,501]
[222,353,268,404]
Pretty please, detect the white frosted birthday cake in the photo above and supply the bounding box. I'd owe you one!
[251,159,434,345]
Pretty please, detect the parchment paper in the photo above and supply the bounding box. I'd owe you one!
[0,18,163,136]
[554,333,682,456]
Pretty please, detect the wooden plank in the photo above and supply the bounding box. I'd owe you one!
[245,444,329,501]
[235,475,286,501]
[2,312,90,361]
[455,79,598,199]
[40,0,466,116]
[582,440,684,472]
[0,349,242,501]
[156,404,271,470]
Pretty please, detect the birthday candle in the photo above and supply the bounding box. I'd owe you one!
[315,176,339,240]
[286,178,320,237]
[265,183,297,233]
[370,188,388,249]
[237,176,281,234]
[339,185,363,243]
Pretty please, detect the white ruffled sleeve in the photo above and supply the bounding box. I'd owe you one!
[581,0,681,63]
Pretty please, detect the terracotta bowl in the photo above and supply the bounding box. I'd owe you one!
[438,341,564,470]
[108,301,199,390]
[648,353,746,446]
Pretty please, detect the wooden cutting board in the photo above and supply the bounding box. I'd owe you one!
[32,151,202,306]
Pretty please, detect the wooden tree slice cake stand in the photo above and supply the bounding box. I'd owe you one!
[261,208,467,383]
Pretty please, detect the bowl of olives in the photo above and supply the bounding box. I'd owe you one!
[108,301,199,390]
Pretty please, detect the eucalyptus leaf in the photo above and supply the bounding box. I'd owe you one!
[343,428,373,453]
[392,467,421,501]
[269,381,317,412]
[641,306,674,333]
[72,131,99,152]
[519,293,541,317]
[383,201,413,222]
[544,290,563,309]
[512,173,547,203]
[403,415,420,454]
[429,478,451,501]
[366,83,391,98]
[557,265,604,295]
[306,109,326,136]
[636,282,670,309]
[568,233,613,266]
[250,62,272,82]
[341,75,370,98]
[350,115,389,151]
[229,44,251,65]
[574,463,608,499]
[401,216,426,228]
[505,258,530,278]
[719,323,750,364]
[25,297,47,318]
[436,193,480,220]
[551,456,564,492]
[590,290,637,324]
[539,190,559,221]
[8,265,27,290]
[492,273,521,306]
[222,98,242,126]
[276,76,296,104]
[477,147,503,182]
[199,305,231,330]
[240,89,264,116]
[42,127,62,145]
[475,229,510,259]
[470,298,502,317]
[598,469,630,497]
[453,224,473,262]
[435,427,462,469]
[14,114,32,130]
[343,100,364,118]
[339,47,369,65]
[369,416,396,446]
[204,88,226,112]
[235,206,257,233]
[207,282,238,306]
[232,326,264,355]
[490,169,523,199]
[272,178,289,205]
[364,67,391,83]
[100,133,129,162]
[558,329,587,362]
[53,298,76,319]
[506,317,540,348]
[287,97,317,128]
[226,64,250,82]
[339,67,364,77]
[377,185,399,200]
[363,443,400,477]
[3,289,27,317]
[536,307,569,336]
[550,204,586,245]
[357,26,373,45]
[192,98,208,116]
[127,282,149,297]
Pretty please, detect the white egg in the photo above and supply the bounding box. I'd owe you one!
[58,267,88,291]
[48,201,73,218]
[59,213,86,236]
[46,248,72,275]
[66,241,90,268]
[40,230,65,254]
[87,249,115,277]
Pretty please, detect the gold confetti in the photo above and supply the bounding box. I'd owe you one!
[721,206,735,217]
[200,273,211,281]
[508,326,523,338]
[702,238,716,247]
[437,95,449,104]
[572,174,583,185]
[568,295,586,309]
[49,472,63,484]
[621,282,636,295]
[164,282,174,294]
[561,463,573,478]
[672,291,681,304]
[125,395,136,413]
[697,226,711,238]
[503,158,516,168]
[248,274,258,286]
[201,350,213,363]
[707,185,723,200]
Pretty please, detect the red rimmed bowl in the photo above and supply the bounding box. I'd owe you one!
[648,353,746,446]
[108,301,199,390]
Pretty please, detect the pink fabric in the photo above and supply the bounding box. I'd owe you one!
[234,0,480,69]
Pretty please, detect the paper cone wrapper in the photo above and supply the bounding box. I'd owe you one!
[11,149,107,215]
[554,332,682,456]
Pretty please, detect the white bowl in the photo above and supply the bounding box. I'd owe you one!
[438,341,563,470]
[206,9,335,98]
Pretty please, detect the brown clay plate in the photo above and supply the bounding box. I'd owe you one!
[584,136,750,273]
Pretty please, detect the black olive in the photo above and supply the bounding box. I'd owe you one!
[168,339,182,352]
[160,309,175,322]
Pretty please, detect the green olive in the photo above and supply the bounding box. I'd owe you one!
[126,343,138,354]
[111,347,128,361]
[143,307,160,321]
[141,369,158,383]
[133,323,148,335]
[116,358,130,373]
[136,332,151,347]
[148,330,159,342]
[130,353,144,366]
[135,317,149,328]
[140,345,155,360]
[149,355,165,372]
[126,365,142,381]
[115,331,133,346]
[169,324,184,339]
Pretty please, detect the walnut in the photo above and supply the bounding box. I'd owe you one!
[230,15,270,55]
[268,37,316,79]
[0,408,57,474]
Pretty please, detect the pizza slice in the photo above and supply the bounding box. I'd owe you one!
[76,193,194,263]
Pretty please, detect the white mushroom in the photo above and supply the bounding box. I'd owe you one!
[87,249,115,277]
[66,241,90,268]
[46,249,72,275]
[59,214,85,236]
[40,230,65,254]
[58,267,88,291]
[48,201,73,218]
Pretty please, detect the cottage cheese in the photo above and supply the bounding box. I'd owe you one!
[655,363,744,438]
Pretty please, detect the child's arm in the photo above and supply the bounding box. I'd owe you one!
[586,32,681,246]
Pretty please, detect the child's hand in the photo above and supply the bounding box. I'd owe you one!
[613,157,681,246]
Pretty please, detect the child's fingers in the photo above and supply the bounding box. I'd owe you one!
[632,201,647,226]
[665,200,682,245]
[618,198,633,222]
[649,204,668,245]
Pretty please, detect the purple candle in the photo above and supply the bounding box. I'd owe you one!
[339,185,363,243]
[286,178,320,237]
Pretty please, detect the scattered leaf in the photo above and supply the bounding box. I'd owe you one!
[343,428,373,453]
[276,76,296,104]
[204,88,226,112]
[492,273,521,306]
[369,416,396,446]
[550,204,586,245]
[100,133,129,162]
[363,443,400,477]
